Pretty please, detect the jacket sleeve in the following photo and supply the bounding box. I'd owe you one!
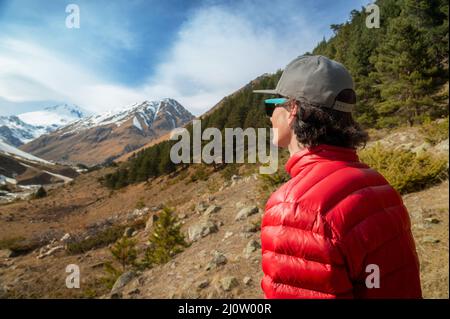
[261,201,354,298]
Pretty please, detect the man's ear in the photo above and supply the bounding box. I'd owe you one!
[288,100,298,124]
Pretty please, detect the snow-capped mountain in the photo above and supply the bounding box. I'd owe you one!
[20,98,194,166]
[0,104,90,146]
[61,98,188,133]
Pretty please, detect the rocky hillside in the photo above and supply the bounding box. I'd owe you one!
[20,99,194,166]
[0,121,448,299]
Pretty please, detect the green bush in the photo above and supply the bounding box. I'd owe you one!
[110,237,138,272]
[189,165,209,183]
[220,163,240,180]
[66,225,125,255]
[359,142,448,194]
[419,117,449,145]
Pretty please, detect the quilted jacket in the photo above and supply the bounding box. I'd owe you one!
[261,144,422,298]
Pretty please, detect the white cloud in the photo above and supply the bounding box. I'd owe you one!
[0,38,146,113]
[142,2,321,115]
[0,1,323,116]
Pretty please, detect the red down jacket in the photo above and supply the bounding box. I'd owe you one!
[261,144,422,298]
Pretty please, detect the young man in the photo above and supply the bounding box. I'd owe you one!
[253,55,422,298]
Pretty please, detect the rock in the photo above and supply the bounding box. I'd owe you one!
[235,202,245,209]
[422,236,440,244]
[204,205,221,216]
[131,231,138,237]
[145,214,159,232]
[220,276,238,291]
[188,219,218,242]
[110,292,123,299]
[37,245,64,259]
[111,271,135,294]
[424,217,440,224]
[60,233,71,243]
[243,276,252,285]
[205,250,227,270]
[231,175,241,181]
[435,138,449,154]
[90,262,105,269]
[231,175,242,186]
[197,279,210,289]
[128,288,141,295]
[235,206,259,221]
[242,223,258,233]
[243,239,261,258]
[178,213,186,219]
[223,231,233,240]
[0,249,14,259]
[123,227,135,238]
[170,262,176,269]
[196,202,208,213]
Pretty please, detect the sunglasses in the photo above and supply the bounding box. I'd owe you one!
[264,97,288,117]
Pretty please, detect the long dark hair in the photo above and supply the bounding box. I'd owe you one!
[290,89,369,149]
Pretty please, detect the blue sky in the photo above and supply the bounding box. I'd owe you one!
[0,0,369,116]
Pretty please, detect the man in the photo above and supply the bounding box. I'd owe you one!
[253,55,422,298]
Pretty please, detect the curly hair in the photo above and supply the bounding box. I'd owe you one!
[289,89,369,149]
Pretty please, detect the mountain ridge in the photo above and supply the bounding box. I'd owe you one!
[20,98,194,166]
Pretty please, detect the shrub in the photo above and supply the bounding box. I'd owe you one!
[358,142,448,194]
[144,206,189,266]
[189,165,209,183]
[110,237,138,272]
[66,225,126,255]
[419,117,449,145]
[101,262,123,290]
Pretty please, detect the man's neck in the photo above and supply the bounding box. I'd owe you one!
[288,135,303,157]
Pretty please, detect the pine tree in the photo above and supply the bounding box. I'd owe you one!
[144,206,189,266]
[110,236,138,272]
[369,14,437,126]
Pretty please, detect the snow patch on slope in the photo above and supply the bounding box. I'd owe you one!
[0,139,53,165]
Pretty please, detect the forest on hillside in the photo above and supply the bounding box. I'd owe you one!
[102,0,449,189]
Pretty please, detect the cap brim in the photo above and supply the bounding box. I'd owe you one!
[252,89,278,94]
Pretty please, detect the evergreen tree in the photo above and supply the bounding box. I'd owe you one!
[144,206,189,266]
[370,15,437,126]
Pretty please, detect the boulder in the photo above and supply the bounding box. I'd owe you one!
[243,239,261,258]
[145,214,159,232]
[37,245,64,259]
[197,279,210,290]
[188,219,218,242]
[204,205,221,216]
[220,276,238,291]
[243,276,252,285]
[205,250,227,270]
[196,202,208,213]
[111,271,135,294]
[235,206,259,221]
[60,233,72,243]
[0,249,14,259]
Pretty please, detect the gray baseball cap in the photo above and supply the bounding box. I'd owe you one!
[253,55,355,112]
